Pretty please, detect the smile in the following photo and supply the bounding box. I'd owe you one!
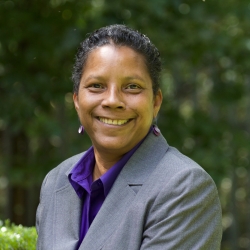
[98,117,130,125]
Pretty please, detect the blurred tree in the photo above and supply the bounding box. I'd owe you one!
[0,0,249,249]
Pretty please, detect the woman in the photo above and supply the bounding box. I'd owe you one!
[36,25,222,250]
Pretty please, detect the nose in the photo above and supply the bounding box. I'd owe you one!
[101,85,125,109]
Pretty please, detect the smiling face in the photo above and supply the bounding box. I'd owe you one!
[73,45,162,157]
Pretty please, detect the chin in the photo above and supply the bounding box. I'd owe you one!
[95,139,134,154]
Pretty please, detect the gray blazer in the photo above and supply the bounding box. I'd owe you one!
[36,132,222,250]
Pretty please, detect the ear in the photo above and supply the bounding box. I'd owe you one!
[153,89,163,118]
[73,93,80,114]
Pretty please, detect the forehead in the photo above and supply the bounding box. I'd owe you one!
[79,45,154,88]
[82,45,150,77]
[86,45,146,66]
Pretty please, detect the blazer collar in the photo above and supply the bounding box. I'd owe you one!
[53,184,81,249]
[51,153,84,250]
[79,132,169,250]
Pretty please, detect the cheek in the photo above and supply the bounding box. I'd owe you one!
[77,100,87,112]
[132,97,154,114]
[77,95,95,111]
[137,105,155,121]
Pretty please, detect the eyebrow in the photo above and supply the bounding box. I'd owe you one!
[83,75,105,82]
[123,75,146,82]
[83,75,146,82]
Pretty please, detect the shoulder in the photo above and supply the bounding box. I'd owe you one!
[40,152,85,195]
[151,144,220,208]
[47,152,84,178]
[159,145,208,177]
[149,144,218,198]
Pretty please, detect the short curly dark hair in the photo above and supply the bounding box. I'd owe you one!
[72,24,162,96]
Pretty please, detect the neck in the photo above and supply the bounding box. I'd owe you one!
[92,148,123,181]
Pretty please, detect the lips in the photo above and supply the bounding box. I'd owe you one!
[98,117,130,125]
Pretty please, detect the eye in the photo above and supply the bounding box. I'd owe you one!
[126,84,141,90]
[90,83,103,89]
[124,83,143,93]
[87,83,105,92]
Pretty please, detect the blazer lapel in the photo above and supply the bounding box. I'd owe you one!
[53,183,82,250]
[79,132,168,250]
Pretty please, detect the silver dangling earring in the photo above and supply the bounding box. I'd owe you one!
[78,125,84,134]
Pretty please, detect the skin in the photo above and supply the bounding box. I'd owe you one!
[73,45,162,180]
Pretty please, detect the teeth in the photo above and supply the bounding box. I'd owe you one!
[99,117,129,125]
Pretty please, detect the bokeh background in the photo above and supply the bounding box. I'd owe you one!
[0,0,250,249]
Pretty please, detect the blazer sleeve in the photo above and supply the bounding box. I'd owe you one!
[140,167,222,250]
[36,172,50,235]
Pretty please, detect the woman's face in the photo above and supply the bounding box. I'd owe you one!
[73,45,162,156]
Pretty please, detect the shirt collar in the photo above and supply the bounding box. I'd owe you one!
[68,147,95,197]
[100,140,141,196]
[69,126,153,198]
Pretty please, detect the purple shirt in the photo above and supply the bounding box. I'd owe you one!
[68,136,146,249]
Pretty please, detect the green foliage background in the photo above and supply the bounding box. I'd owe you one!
[0,220,37,250]
[0,0,250,249]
